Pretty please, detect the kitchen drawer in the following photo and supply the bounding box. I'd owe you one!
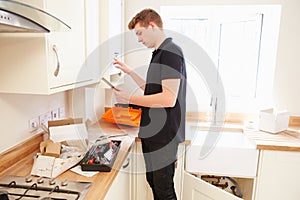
[182,171,255,200]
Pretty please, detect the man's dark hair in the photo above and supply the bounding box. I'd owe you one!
[128,8,163,30]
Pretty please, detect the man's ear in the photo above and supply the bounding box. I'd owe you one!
[149,21,157,29]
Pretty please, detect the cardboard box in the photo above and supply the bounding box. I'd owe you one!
[48,118,83,129]
[31,118,88,178]
[259,108,289,133]
[48,121,88,151]
[40,140,61,158]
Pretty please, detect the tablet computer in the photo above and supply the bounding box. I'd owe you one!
[101,77,120,91]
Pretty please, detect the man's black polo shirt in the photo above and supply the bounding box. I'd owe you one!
[138,38,187,144]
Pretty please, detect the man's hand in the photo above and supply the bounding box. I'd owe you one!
[113,88,131,105]
[113,59,132,74]
[114,58,146,91]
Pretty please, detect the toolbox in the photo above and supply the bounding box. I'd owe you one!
[80,140,121,172]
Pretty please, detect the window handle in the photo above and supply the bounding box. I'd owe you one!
[214,97,218,113]
[210,95,213,106]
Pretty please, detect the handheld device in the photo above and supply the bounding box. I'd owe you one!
[101,77,120,91]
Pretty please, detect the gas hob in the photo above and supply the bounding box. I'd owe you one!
[0,175,92,200]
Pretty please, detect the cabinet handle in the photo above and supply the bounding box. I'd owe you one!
[52,45,60,77]
[122,157,130,169]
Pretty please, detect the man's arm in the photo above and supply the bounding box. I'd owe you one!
[114,79,180,108]
[114,59,146,91]
[127,70,146,91]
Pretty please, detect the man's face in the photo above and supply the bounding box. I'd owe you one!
[134,22,155,49]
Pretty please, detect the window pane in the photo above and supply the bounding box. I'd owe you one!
[161,6,281,113]
[218,14,263,99]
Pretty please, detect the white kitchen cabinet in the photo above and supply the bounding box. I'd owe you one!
[98,0,124,88]
[174,143,185,199]
[254,150,300,200]
[130,142,153,200]
[182,172,242,200]
[130,142,185,200]
[182,171,257,200]
[103,140,259,200]
[104,169,130,200]
[183,124,263,200]
[104,148,132,200]
[0,0,100,94]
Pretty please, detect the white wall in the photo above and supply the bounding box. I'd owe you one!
[67,85,105,124]
[123,0,300,115]
[1,0,299,153]
[0,92,68,153]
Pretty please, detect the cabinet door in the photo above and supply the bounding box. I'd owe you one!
[104,150,132,200]
[45,0,90,90]
[104,171,130,200]
[174,143,185,199]
[0,0,100,94]
[85,0,101,84]
[99,0,124,88]
[255,150,300,200]
[182,171,242,200]
[108,0,123,76]
[132,142,153,200]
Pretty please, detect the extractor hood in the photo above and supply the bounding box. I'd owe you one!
[0,0,70,33]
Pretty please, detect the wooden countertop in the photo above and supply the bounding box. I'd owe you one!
[244,128,300,152]
[1,120,300,199]
[59,135,135,200]
[0,121,139,200]
[187,121,300,152]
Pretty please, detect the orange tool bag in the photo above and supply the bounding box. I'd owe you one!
[102,105,141,127]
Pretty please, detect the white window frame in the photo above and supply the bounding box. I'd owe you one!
[161,5,282,114]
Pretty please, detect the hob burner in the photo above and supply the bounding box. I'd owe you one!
[0,175,92,200]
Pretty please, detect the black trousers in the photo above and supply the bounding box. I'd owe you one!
[141,139,179,200]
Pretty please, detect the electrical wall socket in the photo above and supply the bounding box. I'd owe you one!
[29,117,39,131]
[58,106,65,119]
[51,108,59,120]
[39,112,52,128]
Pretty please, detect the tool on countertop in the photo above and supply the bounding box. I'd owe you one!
[97,133,128,140]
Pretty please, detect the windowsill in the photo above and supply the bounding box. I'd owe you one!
[186,111,258,125]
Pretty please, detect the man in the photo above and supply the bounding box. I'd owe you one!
[113,8,186,200]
